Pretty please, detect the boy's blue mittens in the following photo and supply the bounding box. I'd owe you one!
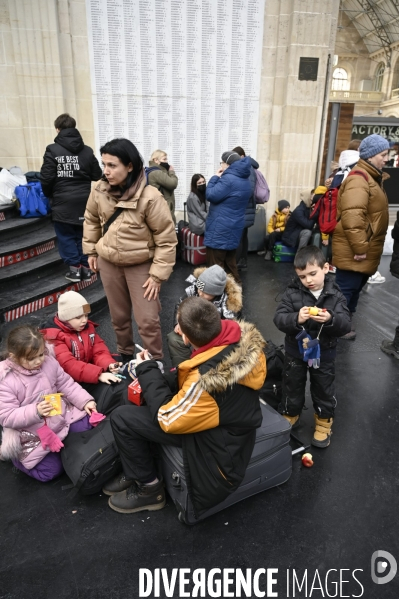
[303,340,321,368]
[295,330,321,368]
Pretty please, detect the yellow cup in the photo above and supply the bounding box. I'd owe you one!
[43,393,63,416]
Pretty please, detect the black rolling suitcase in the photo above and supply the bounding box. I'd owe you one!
[159,401,292,524]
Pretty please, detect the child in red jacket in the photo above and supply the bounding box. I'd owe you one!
[42,291,126,413]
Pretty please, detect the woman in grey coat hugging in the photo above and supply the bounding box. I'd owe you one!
[186,174,208,235]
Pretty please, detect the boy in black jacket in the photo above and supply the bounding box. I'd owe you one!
[273,246,351,447]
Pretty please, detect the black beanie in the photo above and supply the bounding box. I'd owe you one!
[278,200,290,211]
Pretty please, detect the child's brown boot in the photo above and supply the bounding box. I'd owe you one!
[282,414,300,428]
[312,414,333,447]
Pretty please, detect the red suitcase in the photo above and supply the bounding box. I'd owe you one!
[181,227,207,265]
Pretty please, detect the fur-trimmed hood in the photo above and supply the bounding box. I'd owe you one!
[192,267,242,313]
[198,321,266,395]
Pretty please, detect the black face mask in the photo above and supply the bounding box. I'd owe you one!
[197,184,206,193]
[161,162,170,171]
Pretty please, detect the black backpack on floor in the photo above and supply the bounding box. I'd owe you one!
[61,419,121,495]
[259,339,285,411]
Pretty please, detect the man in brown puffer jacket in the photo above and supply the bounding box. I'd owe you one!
[333,134,390,340]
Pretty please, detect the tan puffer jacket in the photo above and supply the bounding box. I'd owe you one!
[83,177,177,281]
[332,159,389,275]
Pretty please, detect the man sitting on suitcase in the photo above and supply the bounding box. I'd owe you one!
[104,297,266,516]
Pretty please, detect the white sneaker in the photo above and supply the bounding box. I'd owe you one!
[368,271,386,284]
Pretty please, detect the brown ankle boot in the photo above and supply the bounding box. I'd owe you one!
[282,414,300,428]
[312,414,333,447]
[108,478,165,514]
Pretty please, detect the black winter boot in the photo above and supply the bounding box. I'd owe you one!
[65,265,81,283]
[108,479,165,514]
[81,265,94,281]
[102,472,133,496]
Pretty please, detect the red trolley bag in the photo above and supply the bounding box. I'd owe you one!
[180,202,207,265]
[181,227,207,265]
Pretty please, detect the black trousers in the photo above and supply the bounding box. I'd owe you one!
[281,354,336,419]
[110,405,182,482]
[266,230,283,251]
[394,324,399,349]
[236,227,249,262]
[335,268,369,313]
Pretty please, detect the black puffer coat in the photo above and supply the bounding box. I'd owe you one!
[40,128,102,225]
[274,275,351,360]
[390,211,399,279]
[281,200,317,248]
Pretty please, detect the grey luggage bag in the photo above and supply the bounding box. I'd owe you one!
[248,205,266,251]
[159,401,292,524]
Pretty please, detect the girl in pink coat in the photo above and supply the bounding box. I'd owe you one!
[0,325,96,482]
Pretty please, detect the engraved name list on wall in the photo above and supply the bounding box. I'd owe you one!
[86,0,265,210]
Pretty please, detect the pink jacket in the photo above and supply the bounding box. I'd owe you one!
[0,355,93,469]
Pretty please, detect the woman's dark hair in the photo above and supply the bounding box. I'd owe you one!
[54,113,76,130]
[294,246,327,271]
[232,146,246,157]
[100,138,144,190]
[6,325,45,363]
[177,297,221,347]
[190,173,207,204]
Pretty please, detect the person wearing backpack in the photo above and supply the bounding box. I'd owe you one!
[40,114,103,283]
[146,150,178,223]
[333,134,390,340]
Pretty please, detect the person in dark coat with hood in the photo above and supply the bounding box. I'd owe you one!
[380,210,399,359]
[204,151,251,282]
[281,189,317,250]
[40,113,102,283]
[232,146,258,270]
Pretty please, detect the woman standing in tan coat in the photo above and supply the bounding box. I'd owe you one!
[333,134,389,339]
[83,139,177,361]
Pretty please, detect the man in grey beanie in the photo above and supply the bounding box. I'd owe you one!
[333,133,389,339]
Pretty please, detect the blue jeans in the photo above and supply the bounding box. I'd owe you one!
[335,268,369,313]
[53,222,88,267]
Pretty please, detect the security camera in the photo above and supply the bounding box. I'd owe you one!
[378,109,383,115]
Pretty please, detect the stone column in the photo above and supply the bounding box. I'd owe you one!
[257,0,340,218]
[0,0,94,171]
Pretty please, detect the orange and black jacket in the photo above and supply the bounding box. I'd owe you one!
[136,321,266,518]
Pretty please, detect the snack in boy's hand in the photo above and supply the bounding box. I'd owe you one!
[42,393,63,416]
[309,307,327,316]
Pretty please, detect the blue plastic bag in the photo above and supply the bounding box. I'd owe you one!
[14,182,51,218]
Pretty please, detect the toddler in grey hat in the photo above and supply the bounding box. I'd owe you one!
[195,265,227,298]
[167,265,243,367]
